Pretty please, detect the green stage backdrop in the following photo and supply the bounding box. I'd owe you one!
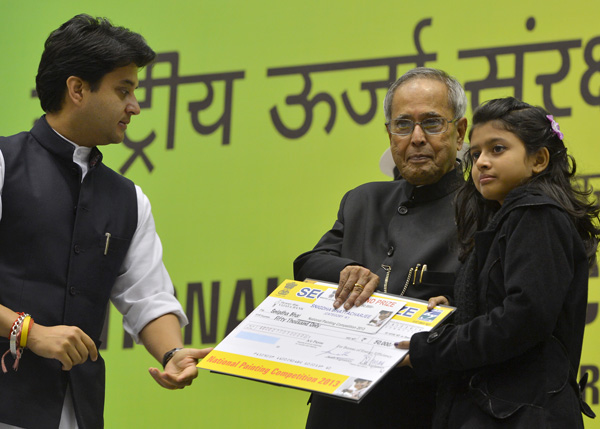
[1,1,600,427]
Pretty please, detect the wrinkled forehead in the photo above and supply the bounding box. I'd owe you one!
[391,78,452,118]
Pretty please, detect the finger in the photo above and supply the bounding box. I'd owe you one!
[59,343,79,371]
[394,340,410,349]
[62,338,85,369]
[68,331,97,366]
[335,266,365,308]
[72,335,94,363]
[198,347,213,358]
[60,355,74,371]
[343,280,368,310]
[157,364,198,389]
[68,342,88,367]
[336,268,351,298]
[181,347,213,361]
[149,367,179,390]
[427,296,449,310]
[81,334,99,362]
[172,365,199,386]
[151,369,177,389]
[334,278,357,309]
[353,276,379,307]
[396,353,412,368]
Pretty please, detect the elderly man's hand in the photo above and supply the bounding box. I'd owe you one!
[427,295,450,310]
[333,266,379,310]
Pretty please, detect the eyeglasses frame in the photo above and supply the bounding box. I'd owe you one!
[386,117,458,137]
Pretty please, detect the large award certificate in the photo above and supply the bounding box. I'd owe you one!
[198,279,455,402]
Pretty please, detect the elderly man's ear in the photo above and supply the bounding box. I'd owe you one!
[455,117,468,150]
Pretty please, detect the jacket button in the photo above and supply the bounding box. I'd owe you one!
[69,287,77,295]
[427,331,439,343]
[74,244,81,254]
[387,246,394,256]
[427,324,449,343]
[398,206,408,215]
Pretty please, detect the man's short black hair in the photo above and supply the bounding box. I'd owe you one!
[36,14,156,113]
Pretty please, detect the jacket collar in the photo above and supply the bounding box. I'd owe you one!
[473,186,563,270]
[30,116,104,169]
[401,167,464,204]
[486,186,561,231]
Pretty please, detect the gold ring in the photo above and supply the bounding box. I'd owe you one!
[354,283,365,291]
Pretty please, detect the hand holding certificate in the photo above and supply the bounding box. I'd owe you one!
[198,279,454,402]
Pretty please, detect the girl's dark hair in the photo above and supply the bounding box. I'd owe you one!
[36,14,156,113]
[456,97,600,268]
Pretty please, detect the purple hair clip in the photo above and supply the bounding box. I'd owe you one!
[546,115,564,140]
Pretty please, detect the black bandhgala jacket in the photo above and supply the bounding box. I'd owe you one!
[296,168,463,428]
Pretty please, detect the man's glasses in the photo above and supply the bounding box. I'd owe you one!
[387,117,456,136]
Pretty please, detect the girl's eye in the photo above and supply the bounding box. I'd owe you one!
[492,145,506,154]
[470,151,480,160]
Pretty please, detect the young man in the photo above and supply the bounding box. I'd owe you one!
[0,14,210,428]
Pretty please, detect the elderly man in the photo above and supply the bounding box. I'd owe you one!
[294,67,467,428]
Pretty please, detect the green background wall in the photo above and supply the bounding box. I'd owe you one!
[1,1,599,427]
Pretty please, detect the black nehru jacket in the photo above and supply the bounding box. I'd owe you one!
[0,117,137,429]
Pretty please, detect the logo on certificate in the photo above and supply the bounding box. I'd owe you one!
[278,281,298,296]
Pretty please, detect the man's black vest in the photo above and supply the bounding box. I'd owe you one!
[0,117,138,429]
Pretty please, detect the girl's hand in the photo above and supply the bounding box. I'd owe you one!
[394,341,412,367]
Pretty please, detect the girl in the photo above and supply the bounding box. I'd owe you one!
[400,97,599,427]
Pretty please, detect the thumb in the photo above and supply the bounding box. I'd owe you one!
[184,347,213,360]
